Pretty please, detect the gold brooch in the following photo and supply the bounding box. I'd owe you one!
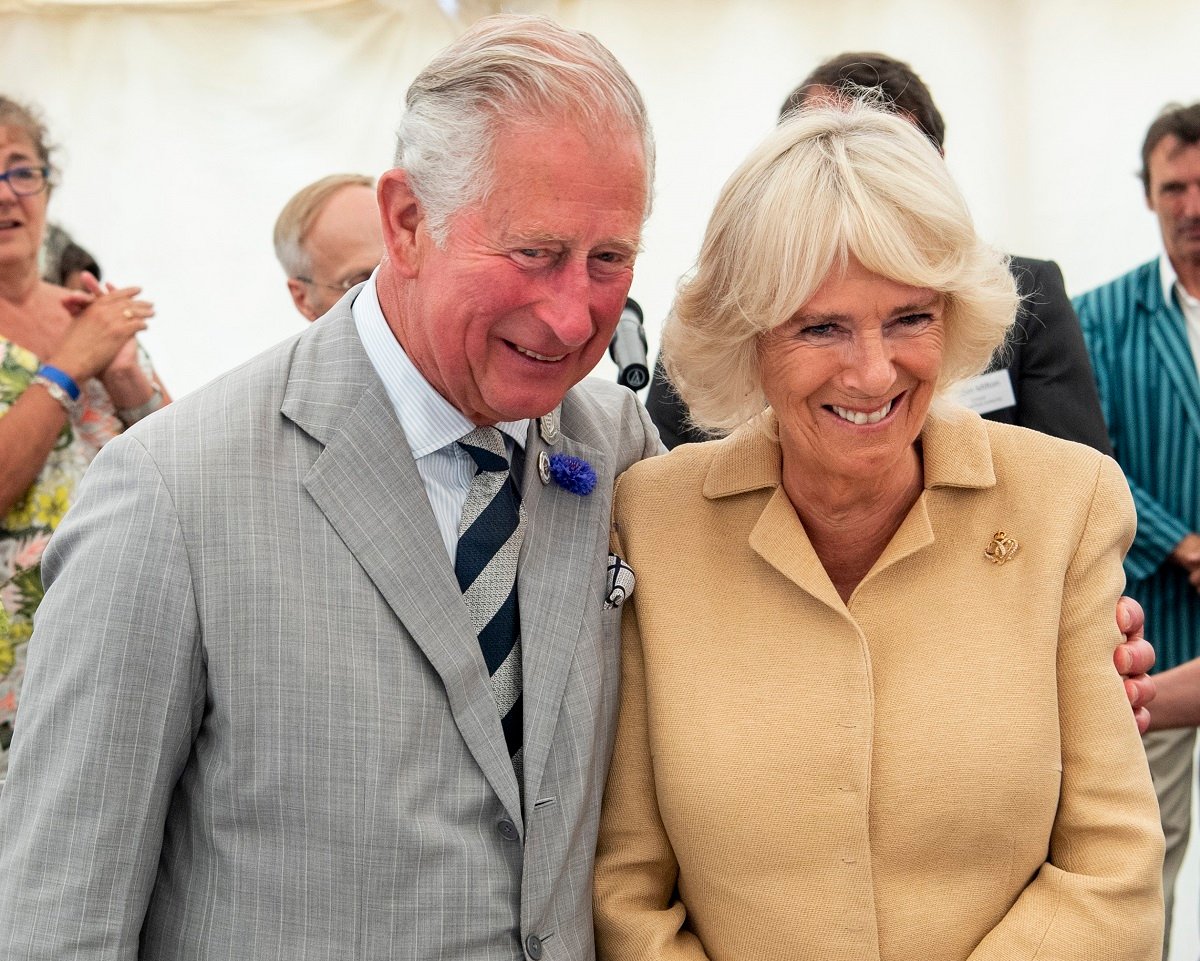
[984,530,1019,565]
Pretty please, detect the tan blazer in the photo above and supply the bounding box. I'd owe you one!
[595,405,1163,961]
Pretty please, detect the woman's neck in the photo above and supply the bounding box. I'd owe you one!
[0,259,40,306]
[782,446,924,603]
[0,272,69,358]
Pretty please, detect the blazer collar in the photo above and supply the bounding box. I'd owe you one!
[1135,254,1173,314]
[703,403,996,502]
[1136,259,1200,445]
[280,307,527,824]
[704,404,996,611]
[515,401,611,809]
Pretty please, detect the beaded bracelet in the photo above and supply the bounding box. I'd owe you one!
[32,374,76,414]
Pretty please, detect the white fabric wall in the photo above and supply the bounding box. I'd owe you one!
[4,0,1200,955]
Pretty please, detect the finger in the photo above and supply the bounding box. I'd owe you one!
[1114,637,1156,677]
[1123,673,1156,709]
[60,289,93,309]
[97,285,143,302]
[1115,595,1145,637]
[78,270,103,296]
[117,304,152,325]
[1133,705,1151,736]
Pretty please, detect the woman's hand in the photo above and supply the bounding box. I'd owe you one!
[46,273,154,384]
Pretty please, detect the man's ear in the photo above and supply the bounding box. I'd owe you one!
[379,169,426,279]
[286,277,319,322]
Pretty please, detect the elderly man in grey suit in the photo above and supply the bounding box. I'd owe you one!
[0,16,658,960]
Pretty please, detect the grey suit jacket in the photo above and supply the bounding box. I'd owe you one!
[0,304,661,960]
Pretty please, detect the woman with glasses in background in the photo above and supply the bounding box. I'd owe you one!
[0,95,170,778]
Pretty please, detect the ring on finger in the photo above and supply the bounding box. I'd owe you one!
[123,308,134,319]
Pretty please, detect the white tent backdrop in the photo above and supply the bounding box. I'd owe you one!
[3,0,1200,948]
[3,0,1199,397]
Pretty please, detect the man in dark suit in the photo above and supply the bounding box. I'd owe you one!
[647,52,1112,457]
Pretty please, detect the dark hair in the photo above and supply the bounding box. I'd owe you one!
[1140,102,1200,195]
[0,95,54,167]
[780,52,946,152]
[56,241,101,286]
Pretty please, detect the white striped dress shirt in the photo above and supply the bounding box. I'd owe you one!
[352,274,528,563]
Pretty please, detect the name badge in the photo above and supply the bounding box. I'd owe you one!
[953,369,1016,415]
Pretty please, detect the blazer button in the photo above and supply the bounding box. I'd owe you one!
[525,934,544,959]
[497,819,519,841]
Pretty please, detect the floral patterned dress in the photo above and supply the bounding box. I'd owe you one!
[0,333,160,776]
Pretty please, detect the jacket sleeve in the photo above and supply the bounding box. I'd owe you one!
[1075,292,1191,580]
[967,455,1164,960]
[0,433,204,960]
[593,478,712,961]
[1006,259,1112,455]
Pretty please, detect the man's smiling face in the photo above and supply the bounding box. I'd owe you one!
[378,119,647,426]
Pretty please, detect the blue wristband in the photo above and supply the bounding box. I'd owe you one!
[36,364,81,402]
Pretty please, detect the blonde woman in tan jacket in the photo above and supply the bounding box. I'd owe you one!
[593,102,1164,961]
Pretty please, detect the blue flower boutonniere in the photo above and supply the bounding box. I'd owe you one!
[548,452,596,496]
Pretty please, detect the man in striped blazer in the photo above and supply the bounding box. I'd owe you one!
[1075,100,1200,959]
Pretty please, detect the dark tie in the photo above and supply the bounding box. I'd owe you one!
[455,427,526,783]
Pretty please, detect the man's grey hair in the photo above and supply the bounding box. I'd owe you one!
[395,14,655,244]
[273,172,374,278]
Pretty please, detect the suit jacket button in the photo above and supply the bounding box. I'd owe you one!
[497,819,519,841]
[526,934,544,959]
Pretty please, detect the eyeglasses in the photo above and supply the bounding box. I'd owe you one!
[295,268,374,294]
[0,165,50,197]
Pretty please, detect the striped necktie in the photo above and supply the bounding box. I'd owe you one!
[455,426,527,784]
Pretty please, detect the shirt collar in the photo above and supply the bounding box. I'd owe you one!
[352,271,528,458]
[1160,252,1178,307]
[1158,251,1200,310]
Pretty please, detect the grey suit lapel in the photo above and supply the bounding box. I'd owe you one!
[517,410,611,806]
[1143,267,1200,446]
[280,310,524,821]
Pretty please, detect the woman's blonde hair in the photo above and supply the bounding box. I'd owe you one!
[665,100,1017,434]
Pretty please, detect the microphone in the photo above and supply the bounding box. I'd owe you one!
[609,298,649,391]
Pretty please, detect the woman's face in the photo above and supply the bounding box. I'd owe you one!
[758,256,945,489]
[0,126,48,270]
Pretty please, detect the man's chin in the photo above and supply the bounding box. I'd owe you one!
[483,381,580,424]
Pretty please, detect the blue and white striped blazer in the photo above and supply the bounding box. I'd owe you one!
[1076,257,1200,672]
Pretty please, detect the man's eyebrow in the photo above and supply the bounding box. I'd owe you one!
[501,231,642,255]
[503,231,561,247]
[596,236,641,256]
